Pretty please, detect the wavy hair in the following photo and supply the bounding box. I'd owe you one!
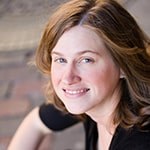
[36,0,150,129]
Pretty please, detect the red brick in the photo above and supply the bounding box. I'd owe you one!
[12,79,44,98]
[0,98,31,118]
[0,64,41,82]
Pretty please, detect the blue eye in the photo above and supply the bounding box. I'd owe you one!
[54,58,67,63]
[81,58,94,63]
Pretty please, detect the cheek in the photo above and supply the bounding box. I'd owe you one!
[86,63,120,88]
[51,65,61,86]
[87,70,107,85]
[82,64,109,80]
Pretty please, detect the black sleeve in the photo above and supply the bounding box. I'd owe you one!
[39,103,80,131]
[110,126,150,150]
[122,130,150,150]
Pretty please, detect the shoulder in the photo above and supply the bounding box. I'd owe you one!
[127,128,150,148]
[114,126,150,150]
[39,103,80,131]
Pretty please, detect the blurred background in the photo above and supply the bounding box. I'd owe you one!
[0,0,150,150]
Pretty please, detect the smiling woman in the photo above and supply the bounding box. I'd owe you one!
[51,26,121,116]
[8,0,150,150]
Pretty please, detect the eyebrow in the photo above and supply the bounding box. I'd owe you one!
[51,50,100,56]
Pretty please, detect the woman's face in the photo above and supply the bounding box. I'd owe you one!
[51,26,121,115]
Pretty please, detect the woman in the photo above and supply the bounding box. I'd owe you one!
[8,0,150,149]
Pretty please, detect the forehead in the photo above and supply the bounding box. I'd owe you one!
[52,25,107,55]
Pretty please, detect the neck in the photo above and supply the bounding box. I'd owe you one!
[90,109,117,134]
[86,82,121,132]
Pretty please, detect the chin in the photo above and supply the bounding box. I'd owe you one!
[65,105,85,115]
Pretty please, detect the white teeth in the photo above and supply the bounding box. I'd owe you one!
[64,89,89,95]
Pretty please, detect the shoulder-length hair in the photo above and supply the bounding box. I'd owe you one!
[36,0,150,129]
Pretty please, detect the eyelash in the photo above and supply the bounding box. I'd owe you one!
[54,58,67,63]
[81,58,94,63]
[80,58,94,63]
[53,57,95,64]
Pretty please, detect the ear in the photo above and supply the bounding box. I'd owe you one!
[120,69,125,79]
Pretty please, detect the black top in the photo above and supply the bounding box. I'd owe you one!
[39,104,150,150]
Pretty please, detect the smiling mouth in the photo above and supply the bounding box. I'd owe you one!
[63,88,90,95]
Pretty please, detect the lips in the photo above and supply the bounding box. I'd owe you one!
[63,88,90,95]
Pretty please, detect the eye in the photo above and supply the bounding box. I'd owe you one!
[80,57,94,64]
[54,58,67,64]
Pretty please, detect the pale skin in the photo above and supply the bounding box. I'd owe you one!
[8,107,52,150]
[51,26,122,150]
[8,26,122,150]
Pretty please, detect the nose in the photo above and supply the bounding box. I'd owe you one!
[62,64,81,85]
